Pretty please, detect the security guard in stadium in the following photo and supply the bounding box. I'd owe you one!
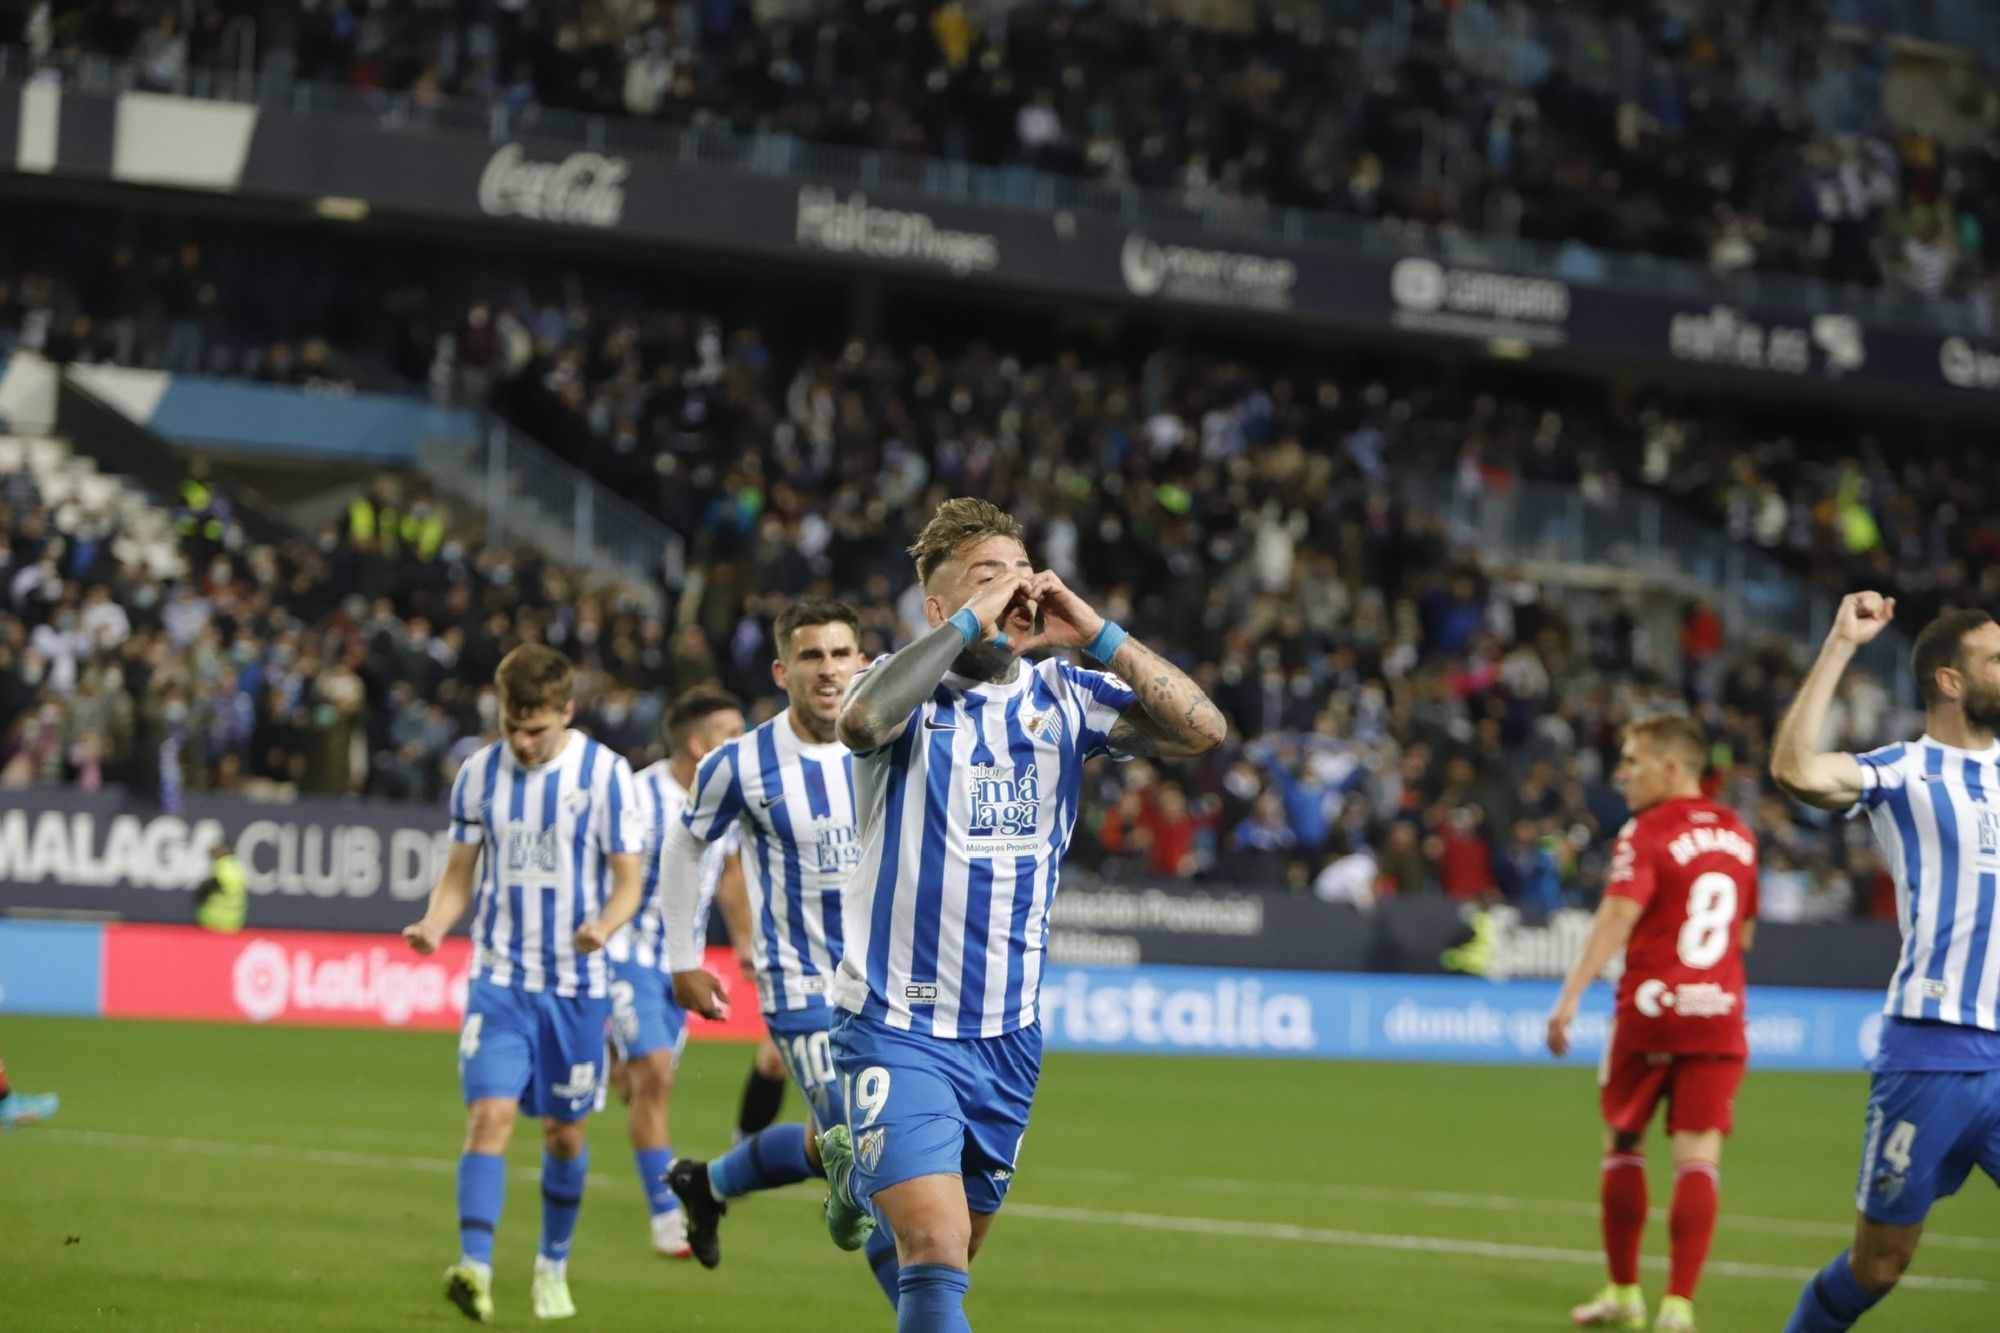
[196,837,248,933]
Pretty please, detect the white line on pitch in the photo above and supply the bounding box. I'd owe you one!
[29,1129,1992,1294]
[1002,1203,1993,1293]
[1036,1166,2000,1253]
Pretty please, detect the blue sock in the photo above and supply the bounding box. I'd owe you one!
[634,1146,677,1217]
[1784,1251,1886,1332]
[706,1122,815,1199]
[539,1149,588,1262]
[897,1262,971,1333]
[456,1151,506,1266]
[864,1224,901,1309]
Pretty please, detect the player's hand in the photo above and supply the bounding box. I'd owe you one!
[1546,997,1578,1058]
[1009,569,1106,657]
[572,919,612,953]
[403,920,443,955]
[1830,592,1895,648]
[958,571,1033,641]
[672,969,730,1022]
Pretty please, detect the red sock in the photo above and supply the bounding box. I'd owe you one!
[1601,1153,1648,1286]
[1668,1161,1719,1300]
[0,1056,10,1100]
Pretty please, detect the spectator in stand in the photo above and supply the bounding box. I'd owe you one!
[1430,805,1497,903]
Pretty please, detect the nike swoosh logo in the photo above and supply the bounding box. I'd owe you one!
[923,720,956,731]
[761,793,786,808]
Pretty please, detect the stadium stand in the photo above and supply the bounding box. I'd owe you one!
[19,0,2000,314]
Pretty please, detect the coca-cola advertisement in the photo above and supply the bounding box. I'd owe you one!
[477,144,629,228]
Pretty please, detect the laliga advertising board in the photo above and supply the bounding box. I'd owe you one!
[0,922,1889,1070]
[95,925,769,1039]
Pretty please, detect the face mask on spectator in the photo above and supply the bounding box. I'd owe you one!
[164,701,188,725]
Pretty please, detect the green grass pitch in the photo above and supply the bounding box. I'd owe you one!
[2,1015,1995,1330]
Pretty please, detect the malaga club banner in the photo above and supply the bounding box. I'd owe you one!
[0,921,1890,1070]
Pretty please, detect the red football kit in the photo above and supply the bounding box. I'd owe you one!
[1598,796,1759,1134]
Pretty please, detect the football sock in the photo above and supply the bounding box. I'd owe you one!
[1601,1152,1648,1286]
[707,1122,815,1199]
[865,1224,902,1309]
[539,1149,588,1262]
[737,1066,788,1139]
[1784,1251,1885,1332]
[0,1055,11,1100]
[456,1151,506,1266]
[897,1262,971,1333]
[1667,1161,1720,1299]
[635,1146,677,1217]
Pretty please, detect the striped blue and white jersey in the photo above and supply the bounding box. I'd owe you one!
[607,762,739,975]
[448,732,643,998]
[830,655,1138,1039]
[1851,737,2000,1030]
[672,711,860,1014]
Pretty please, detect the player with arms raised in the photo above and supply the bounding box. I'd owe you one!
[659,599,908,1304]
[404,645,644,1323]
[822,498,1226,1331]
[606,686,746,1260]
[1549,715,1757,1333]
[1769,595,2000,1332]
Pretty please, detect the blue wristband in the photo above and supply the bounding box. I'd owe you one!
[1086,620,1128,663]
[948,607,981,646]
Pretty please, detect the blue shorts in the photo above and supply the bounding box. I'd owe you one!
[609,961,689,1065]
[829,1008,1042,1215]
[459,976,612,1122]
[1854,1069,2000,1224]
[767,1006,842,1129]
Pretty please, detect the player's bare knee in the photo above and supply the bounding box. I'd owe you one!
[754,1041,787,1079]
[1849,1225,1919,1294]
[465,1098,516,1151]
[542,1117,588,1159]
[627,1057,672,1108]
[892,1212,971,1267]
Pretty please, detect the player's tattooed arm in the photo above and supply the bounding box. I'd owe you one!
[837,621,965,751]
[1106,637,1227,759]
[839,571,1033,750]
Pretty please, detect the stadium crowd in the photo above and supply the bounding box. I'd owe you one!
[15,0,2000,311]
[2,342,1900,929]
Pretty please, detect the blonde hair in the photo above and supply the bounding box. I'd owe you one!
[1625,713,1708,771]
[906,497,1026,588]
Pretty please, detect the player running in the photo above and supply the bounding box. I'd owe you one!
[822,497,1226,1330]
[660,599,906,1302]
[607,686,746,1260]
[1769,594,2000,1332]
[404,645,644,1324]
[1548,715,1758,1333]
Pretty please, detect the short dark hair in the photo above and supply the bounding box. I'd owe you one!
[774,598,860,656]
[495,644,574,714]
[664,685,742,748]
[1625,713,1708,771]
[1913,607,1996,707]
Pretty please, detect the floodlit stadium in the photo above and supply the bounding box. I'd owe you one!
[4,3,2000,1330]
